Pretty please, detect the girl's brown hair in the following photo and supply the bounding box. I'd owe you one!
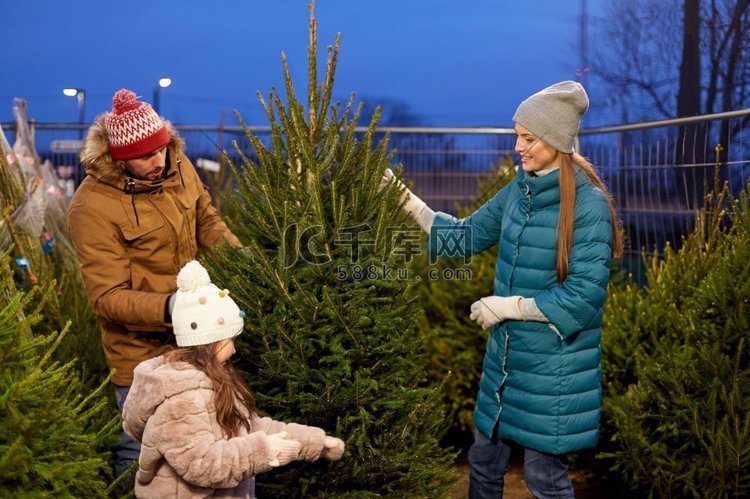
[556,152,623,282]
[165,343,256,438]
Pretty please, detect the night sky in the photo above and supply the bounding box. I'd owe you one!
[1,1,602,128]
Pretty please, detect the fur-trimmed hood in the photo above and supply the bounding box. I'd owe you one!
[79,114,186,192]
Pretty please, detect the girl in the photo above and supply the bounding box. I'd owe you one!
[123,260,345,498]
[383,81,622,498]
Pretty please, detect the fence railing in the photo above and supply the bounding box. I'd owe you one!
[3,109,749,278]
[580,110,750,273]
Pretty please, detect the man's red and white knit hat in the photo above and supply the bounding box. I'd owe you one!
[105,88,170,161]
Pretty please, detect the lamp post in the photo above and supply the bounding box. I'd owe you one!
[63,87,86,138]
[152,77,172,115]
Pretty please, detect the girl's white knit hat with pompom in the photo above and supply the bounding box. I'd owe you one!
[172,260,244,347]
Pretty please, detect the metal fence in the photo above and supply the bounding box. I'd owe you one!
[580,109,750,265]
[3,108,750,277]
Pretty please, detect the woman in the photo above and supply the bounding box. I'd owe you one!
[382,81,622,498]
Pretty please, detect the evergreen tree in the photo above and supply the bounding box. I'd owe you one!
[1,112,107,387]
[206,4,457,497]
[599,179,750,497]
[0,249,119,497]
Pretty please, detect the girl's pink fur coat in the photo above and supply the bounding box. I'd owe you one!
[123,356,326,498]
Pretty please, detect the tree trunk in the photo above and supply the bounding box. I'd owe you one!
[676,0,706,208]
[718,0,750,177]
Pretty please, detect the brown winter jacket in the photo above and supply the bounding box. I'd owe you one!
[123,356,327,498]
[68,117,240,385]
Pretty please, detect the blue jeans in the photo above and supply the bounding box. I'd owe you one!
[468,429,574,499]
[115,386,141,479]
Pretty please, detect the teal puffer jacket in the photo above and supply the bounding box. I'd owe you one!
[429,166,613,454]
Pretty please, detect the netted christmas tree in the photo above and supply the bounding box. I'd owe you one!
[598,169,750,497]
[205,5,457,497]
[1,102,106,385]
[0,248,119,496]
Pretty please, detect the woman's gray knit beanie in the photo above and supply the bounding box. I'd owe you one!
[512,81,589,153]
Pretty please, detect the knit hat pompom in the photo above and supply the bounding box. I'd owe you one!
[176,260,211,292]
[171,261,245,347]
[105,87,169,160]
[112,89,139,114]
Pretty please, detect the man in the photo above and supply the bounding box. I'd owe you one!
[67,88,241,478]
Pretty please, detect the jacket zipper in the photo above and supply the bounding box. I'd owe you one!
[492,327,511,431]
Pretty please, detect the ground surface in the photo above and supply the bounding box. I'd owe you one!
[450,452,612,498]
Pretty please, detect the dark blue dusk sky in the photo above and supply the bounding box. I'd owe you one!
[1,1,604,128]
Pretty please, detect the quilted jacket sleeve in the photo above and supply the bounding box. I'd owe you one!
[428,183,511,259]
[250,413,327,462]
[150,390,275,489]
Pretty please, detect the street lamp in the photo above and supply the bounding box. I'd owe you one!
[152,77,172,115]
[63,87,86,138]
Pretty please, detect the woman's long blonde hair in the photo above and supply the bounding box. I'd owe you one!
[165,344,256,438]
[556,152,623,282]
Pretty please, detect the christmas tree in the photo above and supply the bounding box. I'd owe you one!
[599,173,750,497]
[0,248,118,496]
[1,104,106,386]
[206,3,457,497]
